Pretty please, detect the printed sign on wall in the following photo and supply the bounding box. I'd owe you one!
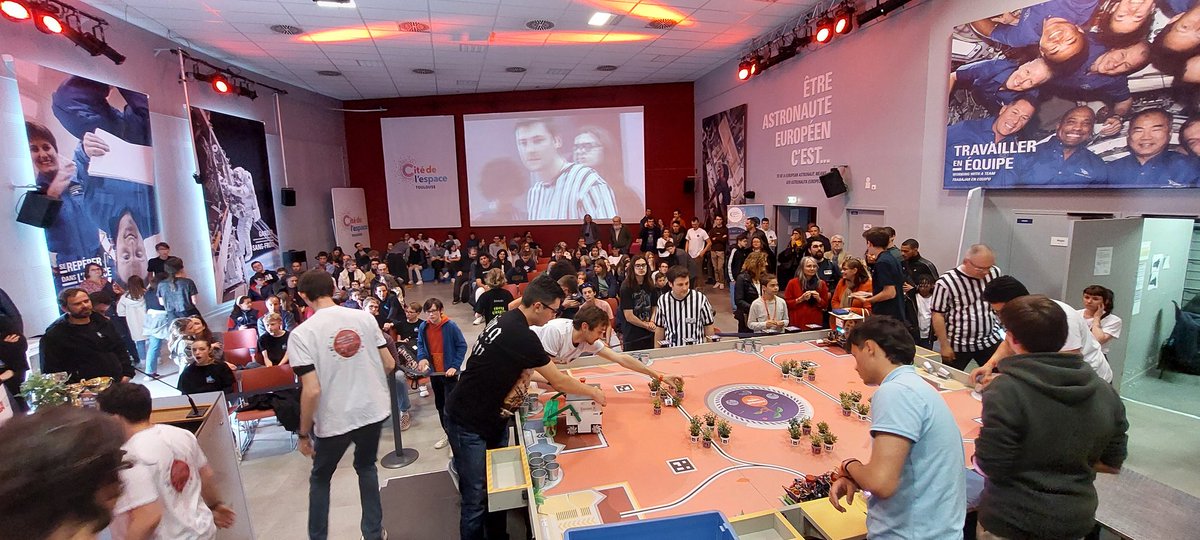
[331,187,371,251]
[381,115,462,229]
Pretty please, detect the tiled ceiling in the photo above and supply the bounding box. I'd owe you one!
[79,0,826,100]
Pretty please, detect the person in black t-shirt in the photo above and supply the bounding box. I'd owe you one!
[855,227,908,322]
[444,276,605,540]
[474,269,514,325]
[41,289,134,383]
[618,258,658,351]
[257,313,290,366]
[146,242,171,276]
[178,339,235,395]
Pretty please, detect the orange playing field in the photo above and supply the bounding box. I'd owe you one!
[518,340,982,538]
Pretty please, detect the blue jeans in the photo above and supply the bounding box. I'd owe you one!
[308,420,385,540]
[145,336,165,374]
[393,372,410,412]
[446,416,510,540]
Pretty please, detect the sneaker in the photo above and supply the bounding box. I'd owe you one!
[417,280,423,285]
[419,385,429,398]
[400,412,411,431]
[435,437,449,449]
[473,315,484,325]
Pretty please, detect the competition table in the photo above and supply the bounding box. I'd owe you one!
[502,332,982,539]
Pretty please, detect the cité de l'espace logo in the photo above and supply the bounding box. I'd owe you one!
[400,160,450,190]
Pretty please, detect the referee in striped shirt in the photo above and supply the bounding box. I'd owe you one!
[654,265,716,347]
[930,244,1003,370]
[515,118,618,220]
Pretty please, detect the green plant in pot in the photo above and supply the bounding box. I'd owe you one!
[823,433,838,452]
[703,412,717,427]
[810,434,823,454]
[716,420,732,443]
[788,424,803,445]
[806,366,816,381]
[688,420,702,443]
[801,417,812,436]
[21,371,71,410]
[648,378,661,397]
[817,421,829,435]
[856,402,870,420]
[652,397,662,415]
[841,398,854,416]
[702,428,713,448]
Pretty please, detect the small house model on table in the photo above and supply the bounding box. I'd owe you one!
[565,384,603,435]
[828,311,864,349]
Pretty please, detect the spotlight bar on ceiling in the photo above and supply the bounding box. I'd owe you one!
[1,0,125,64]
[174,49,287,100]
[735,0,872,81]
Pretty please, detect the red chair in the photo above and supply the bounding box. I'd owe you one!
[537,257,550,265]
[528,271,542,282]
[226,347,255,368]
[250,300,268,314]
[517,282,529,297]
[232,364,298,459]
[223,328,258,351]
[503,284,520,298]
[535,261,550,272]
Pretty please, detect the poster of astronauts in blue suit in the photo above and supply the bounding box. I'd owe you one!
[947,0,1200,189]
[14,62,160,290]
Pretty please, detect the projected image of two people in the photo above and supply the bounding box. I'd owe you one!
[468,110,645,225]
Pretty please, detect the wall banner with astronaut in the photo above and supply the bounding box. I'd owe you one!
[946,0,1200,190]
[189,107,280,302]
[701,104,747,225]
[13,61,161,292]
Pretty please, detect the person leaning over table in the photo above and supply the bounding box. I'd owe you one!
[829,315,966,539]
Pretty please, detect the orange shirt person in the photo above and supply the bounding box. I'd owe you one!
[832,257,873,316]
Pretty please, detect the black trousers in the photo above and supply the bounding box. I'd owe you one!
[948,342,1000,371]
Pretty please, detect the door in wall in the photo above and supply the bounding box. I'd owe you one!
[845,209,885,255]
[774,205,816,253]
[999,212,1113,298]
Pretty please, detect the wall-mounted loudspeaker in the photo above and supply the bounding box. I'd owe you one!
[819,168,848,198]
[281,250,307,266]
[281,187,296,207]
[16,192,63,228]
[745,190,756,200]
[683,176,695,194]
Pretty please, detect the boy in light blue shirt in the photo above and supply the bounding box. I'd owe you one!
[830,316,966,539]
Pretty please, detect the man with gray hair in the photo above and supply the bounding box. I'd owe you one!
[930,244,1003,370]
[827,234,849,266]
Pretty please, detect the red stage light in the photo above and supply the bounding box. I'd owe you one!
[834,16,850,34]
[1,0,31,21]
[211,74,232,94]
[737,59,751,81]
[35,12,61,33]
[815,23,832,43]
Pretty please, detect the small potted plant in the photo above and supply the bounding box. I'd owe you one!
[653,397,662,415]
[702,428,713,449]
[810,434,823,454]
[817,421,829,435]
[839,391,852,403]
[807,366,817,381]
[648,378,661,398]
[841,398,854,417]
[856,402,870,421]
[801,417,812,436]
[675,378,685,398]
[688,418,702,443]
[849,390,863,403]
[716,420,732,444]
[780,361,792,379]
[823,433,838,452]
[788,423,803,446]
[704,412,717,428]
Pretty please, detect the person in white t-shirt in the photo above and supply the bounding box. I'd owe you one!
[1079,285,1122,356]
[98,382,235,540]
[289,270,397,540]
[685,217,712,288]
[531,305,681,389]
[974,276,1113,386]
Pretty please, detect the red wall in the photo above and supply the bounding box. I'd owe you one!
[342,82,695,249]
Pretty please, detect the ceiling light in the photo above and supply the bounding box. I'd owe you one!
[646,18,678,29]
[33,4,62,34]
[398,21,429,32]
[316,70,342,76]
[588,12,614,26]
[314,0,355,7]
[737,59,752,81]
[412,68,434,74]
[525,19,554,30]
[814,17,833,43]
[1,1,31,22]
[596,65,618,71]
[211,74,231,94]
[505,66,527,73]
[834,4,854,34]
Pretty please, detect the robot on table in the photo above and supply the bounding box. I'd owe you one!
[542,385,603,436]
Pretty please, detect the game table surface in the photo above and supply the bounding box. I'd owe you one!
[517,340,982,539]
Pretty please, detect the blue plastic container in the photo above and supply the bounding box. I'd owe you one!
[562,511,736,539]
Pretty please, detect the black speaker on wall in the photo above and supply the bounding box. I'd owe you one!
[745,190,756,200]
[819,168,848,198]
[683,176,695,193]
[281,187,296,207]
[282,250,307,266]
[16,192,63,228]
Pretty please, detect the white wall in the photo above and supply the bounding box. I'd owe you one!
[694,0,1200,274]
[0,7,346,334]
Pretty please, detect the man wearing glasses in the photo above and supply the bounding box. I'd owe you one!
[929,244,1003,370]
[515,118,617,221]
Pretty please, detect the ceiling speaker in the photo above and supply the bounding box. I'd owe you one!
[819,168,847,198]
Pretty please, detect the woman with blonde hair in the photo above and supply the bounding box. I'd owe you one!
[832,257,873,315]
[784,256,830,328]
[735,252,769,333]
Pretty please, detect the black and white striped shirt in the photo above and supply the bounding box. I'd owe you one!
[653,289,715,347]
[527,163,617,220]
[930,266,1003,352]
